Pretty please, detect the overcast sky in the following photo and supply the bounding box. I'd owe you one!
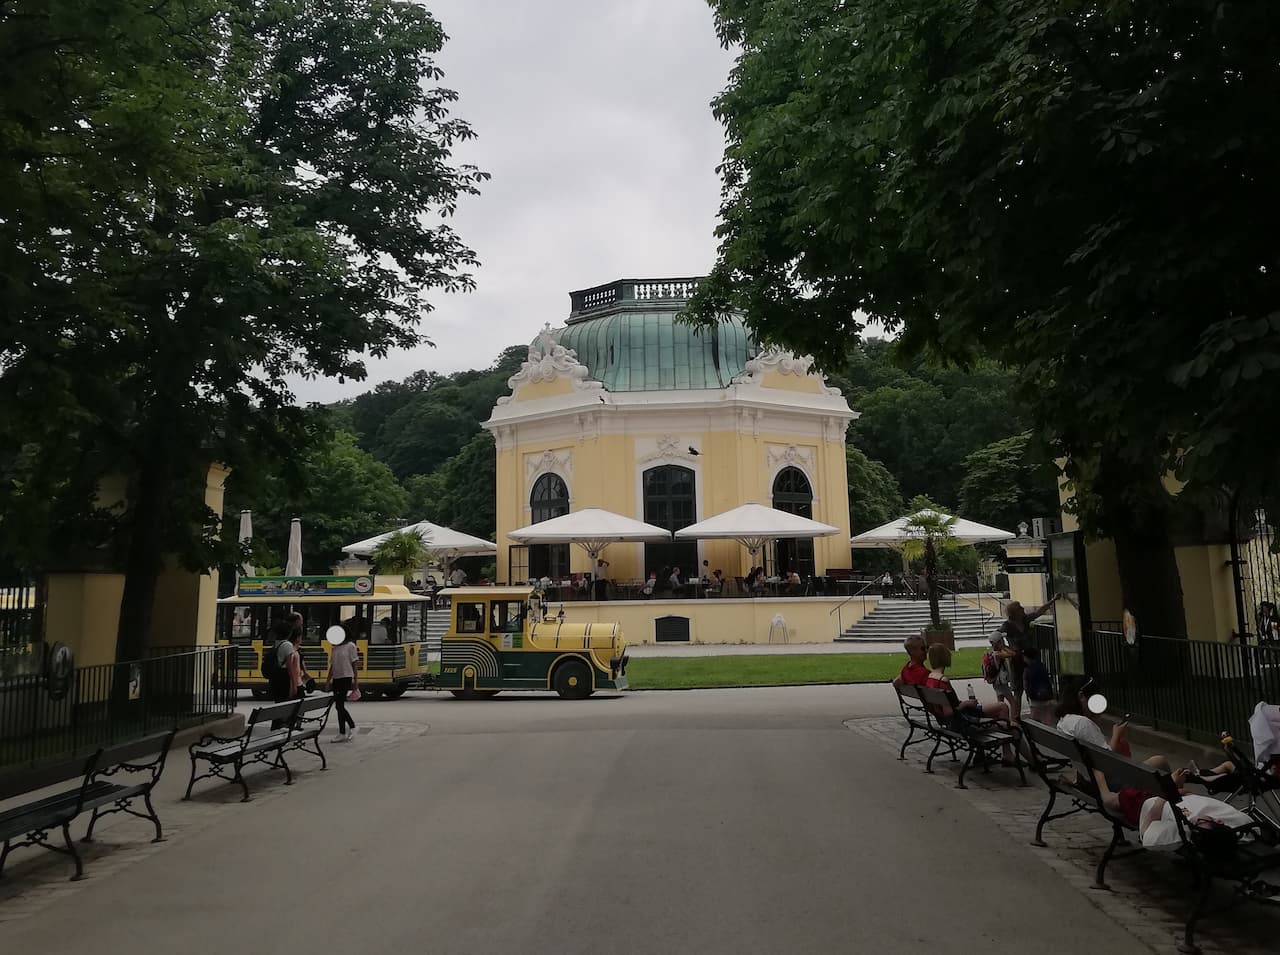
[294,1,735,402]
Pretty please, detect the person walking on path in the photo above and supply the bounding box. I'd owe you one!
[326,620,362,742]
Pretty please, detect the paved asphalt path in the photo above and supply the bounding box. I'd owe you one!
[3,685,1146,954]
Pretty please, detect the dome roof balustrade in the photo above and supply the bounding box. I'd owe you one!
[555,278,756,392]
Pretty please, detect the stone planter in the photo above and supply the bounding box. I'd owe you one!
[924,627,955,652]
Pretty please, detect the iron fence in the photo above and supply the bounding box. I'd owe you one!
[1083,629,1280,744]
[0,645,237,768]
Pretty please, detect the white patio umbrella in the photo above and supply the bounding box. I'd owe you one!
[674,502,840,564]
[285,518,303,576]
[507,507,671,560]
[237,510,256,578]
[342,520,497,563]
[849,509,1014,548]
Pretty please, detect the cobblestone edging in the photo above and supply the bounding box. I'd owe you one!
[0,721,430,926]
[843,716,1280,955]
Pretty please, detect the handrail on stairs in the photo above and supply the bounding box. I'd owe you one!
[829,578,881,639]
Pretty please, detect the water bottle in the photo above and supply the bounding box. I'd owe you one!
[967,683,978,706]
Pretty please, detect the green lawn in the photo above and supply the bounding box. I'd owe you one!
[626,648,983,690]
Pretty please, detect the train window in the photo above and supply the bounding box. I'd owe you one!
[457,602,486,634]
[490,601,525,633]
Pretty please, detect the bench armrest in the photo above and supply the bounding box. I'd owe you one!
[189,733,245,753]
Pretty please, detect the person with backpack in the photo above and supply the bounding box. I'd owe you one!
[262,619,297,728]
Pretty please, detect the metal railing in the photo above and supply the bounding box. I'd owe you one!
[1083,629,1280,744]
[0,645,236,769]
[829,579,881,637]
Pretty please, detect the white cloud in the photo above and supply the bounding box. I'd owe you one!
[293,0,734,403]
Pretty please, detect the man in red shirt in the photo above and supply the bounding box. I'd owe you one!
[896,634,929,687]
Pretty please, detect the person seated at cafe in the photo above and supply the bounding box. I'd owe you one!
[750,568,766,596]
[669,566,685,596]
[785,568,802,595]
[641,571,658,598]
[894,635,929,688]
[707,569,725,596]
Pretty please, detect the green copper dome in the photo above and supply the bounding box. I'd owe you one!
[556,278,756,392]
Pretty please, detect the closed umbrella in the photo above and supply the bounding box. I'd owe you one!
[286,518,303,576]
[237,510,256,578]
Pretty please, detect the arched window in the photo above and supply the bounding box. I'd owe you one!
[772,466,815,578]
[643,465,698,581]
[528,473,569,580]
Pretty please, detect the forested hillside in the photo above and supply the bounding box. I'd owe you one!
[224,339,1057,574]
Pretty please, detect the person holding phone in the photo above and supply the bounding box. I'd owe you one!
[1054,676,1170,770]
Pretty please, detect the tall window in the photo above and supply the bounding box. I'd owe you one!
[772,466,815,578]
[643,465,698,578]
[528,473,569,580]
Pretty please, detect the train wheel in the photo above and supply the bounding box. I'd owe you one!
[382,686,407,700]
[553,660,593,700]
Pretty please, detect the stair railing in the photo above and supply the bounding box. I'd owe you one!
[934,583,1003,638]
[829,579,882,640]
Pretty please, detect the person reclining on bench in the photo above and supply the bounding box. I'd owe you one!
[925,643,1016,764]
[1054,676,1187,773]
[1088,763,1260,851]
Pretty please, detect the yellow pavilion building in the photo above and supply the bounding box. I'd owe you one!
[483,278,857,589]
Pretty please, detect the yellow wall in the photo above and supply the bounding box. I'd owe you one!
[556,597,868,645]
[1176,544,1238,643]
[43,462,230,661]
[495,425,852,584]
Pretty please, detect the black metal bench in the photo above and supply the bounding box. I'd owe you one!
[1021,719,1113,851]
[1080,740,1280,953]
[892,681,956,763]
[184,696,332,802]
[917,685,1026,788]
[0,730,176,881]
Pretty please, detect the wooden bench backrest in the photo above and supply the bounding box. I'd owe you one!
[1078,741,1183,805]
[296,696,333,718]
[893,681,928,714]
[0,750,100,802]
[97,730,177,770]
[247,699,303,729]
[916,685,955,725]
[1021,720,1081,770]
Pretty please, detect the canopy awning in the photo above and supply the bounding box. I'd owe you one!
[342,521,497,559]
[508,508,671,560]
[849,509,1014,548]
[674,503,840,558]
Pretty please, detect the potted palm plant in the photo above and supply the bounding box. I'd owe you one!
[901,506,960,651]
[371,529,434,585]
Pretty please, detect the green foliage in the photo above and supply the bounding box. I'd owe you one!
[845,446,903,534]
[230,430,407,575]
[0,1,486,657]
[371,529,434,580]
[416,432,498,540]
[958,433,1059,533]
[833,340,1028,505]
[694,0,1280,635]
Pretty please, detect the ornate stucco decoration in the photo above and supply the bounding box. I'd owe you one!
[638,434,698,465]
[496,323,604,404]
[525,449,573,481]
[733,345,843,396]
[766,444,816,472]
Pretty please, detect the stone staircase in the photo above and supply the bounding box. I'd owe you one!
[836,598,999,643]
[423,608,449,652]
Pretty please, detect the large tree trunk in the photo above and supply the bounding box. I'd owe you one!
[114,445,176,663]
[1099,459,1189,640]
